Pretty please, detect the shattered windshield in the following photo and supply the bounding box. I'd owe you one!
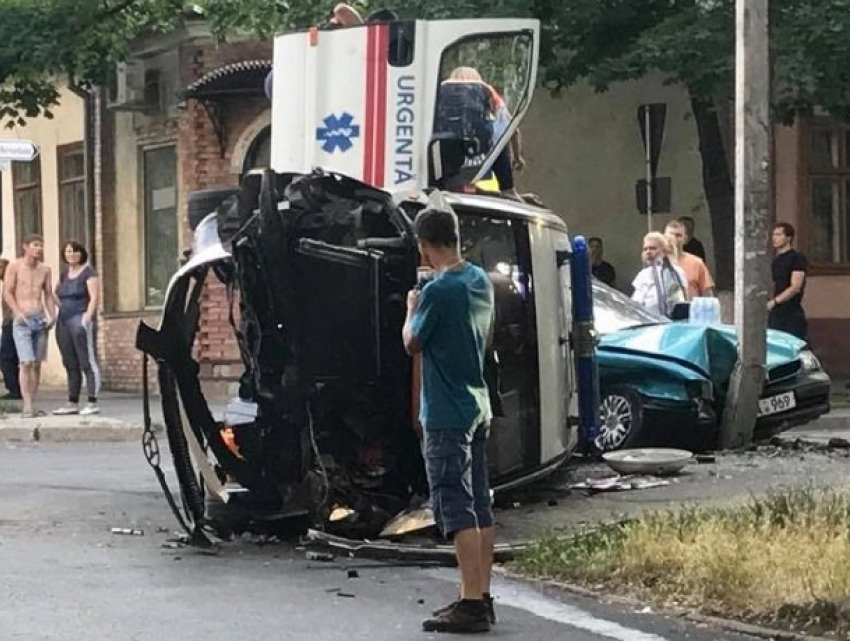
[592,279,667,335]
[432,31,533,180]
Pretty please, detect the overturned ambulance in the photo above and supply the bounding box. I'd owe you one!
[137,18,586,542]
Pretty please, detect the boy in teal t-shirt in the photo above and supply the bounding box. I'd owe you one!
[403,205,495,634]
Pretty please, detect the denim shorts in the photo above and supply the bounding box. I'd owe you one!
[422,423,493,538]
[12,314,48,363]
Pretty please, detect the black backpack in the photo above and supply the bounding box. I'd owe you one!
[433,82,493,156]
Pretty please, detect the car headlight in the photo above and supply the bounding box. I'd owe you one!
[799,349,821,372]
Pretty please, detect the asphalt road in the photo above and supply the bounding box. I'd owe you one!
[0,441,762,641]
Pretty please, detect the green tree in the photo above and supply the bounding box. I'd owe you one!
[5,0,850,285]
[394,0,850,289]
[0,0,329,125]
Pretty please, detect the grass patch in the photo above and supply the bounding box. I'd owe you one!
[515,486,850,636]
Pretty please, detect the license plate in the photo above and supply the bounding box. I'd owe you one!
[758,391,797,417]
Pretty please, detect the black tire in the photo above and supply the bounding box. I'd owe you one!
[595,385,644,452]
[187,186,242,231]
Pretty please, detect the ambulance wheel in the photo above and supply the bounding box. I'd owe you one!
[187,187,241,231]
[595,385,644,452]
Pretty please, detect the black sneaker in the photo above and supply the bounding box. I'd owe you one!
[484,594,496,625]
[422,599,491,633]
[432,595,496,625]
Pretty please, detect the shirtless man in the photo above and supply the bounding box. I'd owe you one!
[3,235,56,417]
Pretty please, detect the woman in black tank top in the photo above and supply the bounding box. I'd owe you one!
[52,241,102,416]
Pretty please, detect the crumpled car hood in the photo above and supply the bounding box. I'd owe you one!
[599,323,805,388]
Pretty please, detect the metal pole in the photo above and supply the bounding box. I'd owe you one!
[569,235,600,454]
[720,0,771,448]
[645,107,653,232]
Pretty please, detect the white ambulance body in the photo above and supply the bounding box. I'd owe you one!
[270,19,539,200]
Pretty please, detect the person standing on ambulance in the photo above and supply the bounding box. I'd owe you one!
[443,67,523,200]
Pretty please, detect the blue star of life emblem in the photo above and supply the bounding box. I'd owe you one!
[316,112,361,153]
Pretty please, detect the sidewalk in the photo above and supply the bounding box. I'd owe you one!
[2,387,848,444]
[0,388,227,444]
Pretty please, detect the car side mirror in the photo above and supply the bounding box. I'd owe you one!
[427,134,476,189]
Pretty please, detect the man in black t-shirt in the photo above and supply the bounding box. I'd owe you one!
[678,215,707,262]
[768,222,808,341]
[588,236,617,288]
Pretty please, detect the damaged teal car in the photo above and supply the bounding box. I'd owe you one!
[592,280,831,452]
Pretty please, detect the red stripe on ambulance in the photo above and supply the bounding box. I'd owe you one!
[373,23,389,187]
[363,26,376,184]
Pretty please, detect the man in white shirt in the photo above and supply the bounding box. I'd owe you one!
[631,232,687,317]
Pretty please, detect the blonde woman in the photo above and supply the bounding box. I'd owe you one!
[631,232,687,317]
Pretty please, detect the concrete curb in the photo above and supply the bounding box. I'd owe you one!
[0,415,143,444]
[493,567,834,641]
[802,410,850,431]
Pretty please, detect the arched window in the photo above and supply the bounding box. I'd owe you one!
[242,125,271,175]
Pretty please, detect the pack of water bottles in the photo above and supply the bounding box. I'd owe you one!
[688,296,722,325]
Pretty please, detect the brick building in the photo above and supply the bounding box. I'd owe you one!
[96,18,271,391]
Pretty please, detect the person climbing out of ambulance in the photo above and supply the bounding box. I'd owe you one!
[434,67,522,200]
[324,3,398,27]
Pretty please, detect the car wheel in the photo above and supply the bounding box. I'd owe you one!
[187,186,241,231]
[595,385,644,452]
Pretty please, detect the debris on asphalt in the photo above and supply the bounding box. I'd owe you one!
[571,475,670,492]
[347,569,359,579]
[547,499,559,507]
[304,529,525,564]
[695,454,717,464]
[238,532,282,546]
[828,437,850,449]
[306,551,336,563]
[110,527,144,536]
[379,503,435,537]
[336,592,356,598]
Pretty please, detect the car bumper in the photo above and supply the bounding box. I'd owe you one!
[755,370,831,435]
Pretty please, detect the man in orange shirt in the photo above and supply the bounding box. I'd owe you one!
[664,219,714,297]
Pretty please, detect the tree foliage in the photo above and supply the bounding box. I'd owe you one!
[8,0,850,125]
[397,0,850,125]
[5,0,850,281]
[0,0,332,125]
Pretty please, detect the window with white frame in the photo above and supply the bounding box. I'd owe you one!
[58,143,87,251]
[142,145,177,307]
[13,157,43,247]
[807,122,850,265]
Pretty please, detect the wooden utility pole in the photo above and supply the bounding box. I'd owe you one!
[720,0,772,448]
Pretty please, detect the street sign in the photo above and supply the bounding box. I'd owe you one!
[635,177,672,214]
[0,139,39,162]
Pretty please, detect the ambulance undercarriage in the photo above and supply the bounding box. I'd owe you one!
[136,18,581,542]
